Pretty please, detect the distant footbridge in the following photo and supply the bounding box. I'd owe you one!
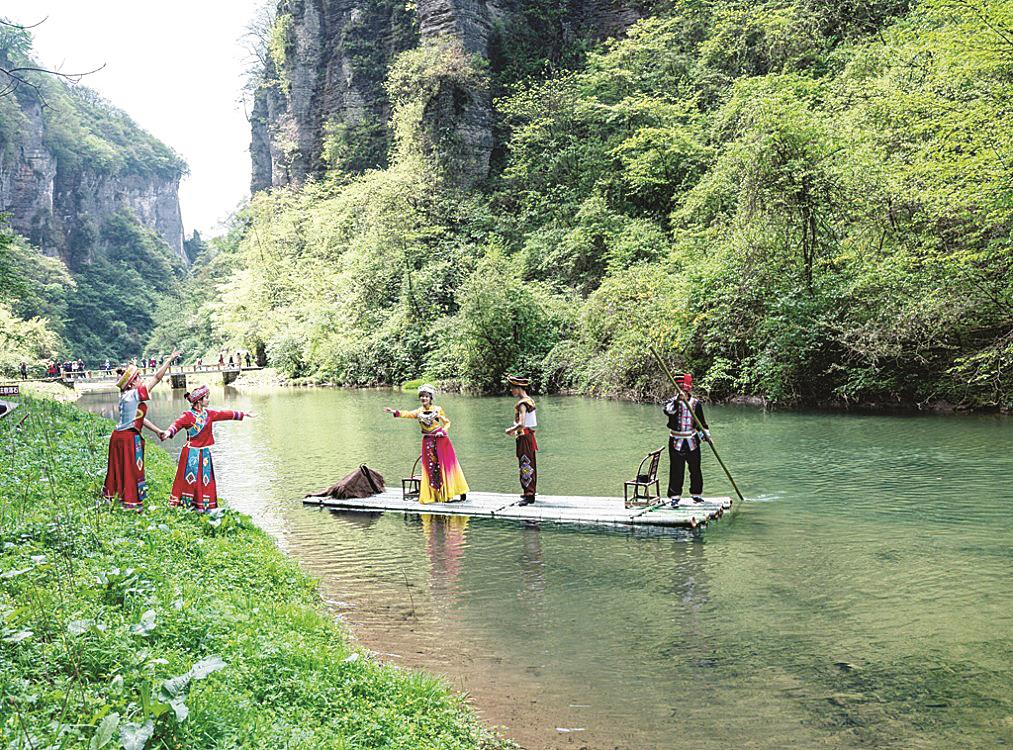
[58,365,263,390]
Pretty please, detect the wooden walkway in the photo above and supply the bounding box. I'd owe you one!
[303,490,733,529]
[62,366,263,390]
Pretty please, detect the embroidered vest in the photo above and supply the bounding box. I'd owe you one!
[186,409,208,441]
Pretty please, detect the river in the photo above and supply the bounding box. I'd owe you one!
[78,385,1013,750]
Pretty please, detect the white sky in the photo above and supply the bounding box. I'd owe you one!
[3,1,266,236]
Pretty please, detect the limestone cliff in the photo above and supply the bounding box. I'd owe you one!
[251,0,643,190]
[0,51,186,269]
[251,0,418,191]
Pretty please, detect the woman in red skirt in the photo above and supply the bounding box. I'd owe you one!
[162,385,256,512]
[103,351,179,510]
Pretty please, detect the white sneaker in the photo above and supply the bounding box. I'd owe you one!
[669,496,681,507]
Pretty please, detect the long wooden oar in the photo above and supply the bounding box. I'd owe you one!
[649,346,745,503]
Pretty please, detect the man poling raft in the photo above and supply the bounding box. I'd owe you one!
[650,346,745,506]
[663,372,708,506]
[384,384,470,503]
[505,375,538,505]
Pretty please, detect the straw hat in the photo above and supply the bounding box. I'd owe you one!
[115,364,138,391]
[506,375,530,388]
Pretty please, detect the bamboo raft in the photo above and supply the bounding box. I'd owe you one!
[302,490,733,529]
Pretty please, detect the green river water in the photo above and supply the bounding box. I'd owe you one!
[79,386,1013,750]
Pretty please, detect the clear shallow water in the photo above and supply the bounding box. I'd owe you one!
[80,387,1013,750]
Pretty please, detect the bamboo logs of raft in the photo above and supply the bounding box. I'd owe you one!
[303,490,733,529]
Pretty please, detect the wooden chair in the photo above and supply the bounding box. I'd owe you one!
[624,448,663,507]
[402,456,422,500]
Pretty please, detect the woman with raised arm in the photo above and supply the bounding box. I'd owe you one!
[102,350,180,510]
[384,384,469,504]
[162,385,256,513]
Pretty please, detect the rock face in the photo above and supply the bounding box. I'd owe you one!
[252,0,642,190]
[0,70,186,268]
[251,0,419,191]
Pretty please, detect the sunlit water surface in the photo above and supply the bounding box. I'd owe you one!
[79,387,1013,750]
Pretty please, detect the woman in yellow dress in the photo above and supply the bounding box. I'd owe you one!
[384,384,470,503]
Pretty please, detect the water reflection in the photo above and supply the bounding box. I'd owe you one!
[422,514,469,594]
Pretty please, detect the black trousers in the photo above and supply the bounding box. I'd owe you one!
[667,439,702,497]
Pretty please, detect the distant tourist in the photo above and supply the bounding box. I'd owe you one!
[161,384,256,512]
[384,384,469,503]
[103,359,111,371]
[218,353,225,367]
[19,362,27,380]
[505,375,538,505]
[228,355,234,367]
[102,350,180,511]
[244,352,252,368]
[662,373,710,506]
[77,358,85,373]
[197,357,204,370]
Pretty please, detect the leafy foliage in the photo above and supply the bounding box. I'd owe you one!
[62,211,187,361]
[0,301,60,375]
[0,224,66,374]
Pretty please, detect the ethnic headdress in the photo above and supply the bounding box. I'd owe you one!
[116,364,138,391]
[186,384,210,404]
[506,375,530,388]
[417,383,436,398]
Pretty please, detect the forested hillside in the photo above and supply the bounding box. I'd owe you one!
[0,21,187,370]
[156,0,1012,409]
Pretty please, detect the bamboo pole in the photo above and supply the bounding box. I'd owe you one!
[650,346,745,503]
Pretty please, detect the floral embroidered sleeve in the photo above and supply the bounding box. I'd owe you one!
[208,409,245,423]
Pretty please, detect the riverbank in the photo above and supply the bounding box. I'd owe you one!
[251,371,1011,416]
[0,394,513,749]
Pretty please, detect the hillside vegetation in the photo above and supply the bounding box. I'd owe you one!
[0,21,187,370]
[154,0,1012,409]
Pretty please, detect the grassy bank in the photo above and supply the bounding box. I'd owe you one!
[0,395,511,749]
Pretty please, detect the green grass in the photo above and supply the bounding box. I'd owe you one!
[0,395,512,749]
